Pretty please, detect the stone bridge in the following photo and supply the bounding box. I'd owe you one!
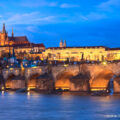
[51,63,120,92]
[2,67,47,80]
[0,62,120,93]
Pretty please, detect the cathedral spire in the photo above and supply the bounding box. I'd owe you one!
[2,23,6,33]
[12,28,14,37]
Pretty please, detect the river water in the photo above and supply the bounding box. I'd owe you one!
[0,92,120,120]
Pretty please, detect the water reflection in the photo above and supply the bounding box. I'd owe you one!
[61,94,73,100]
[1,91,4,95]
[27,91,42,100]
[8,91,15,95]
[0,92,119,120]
[27,91,30,96]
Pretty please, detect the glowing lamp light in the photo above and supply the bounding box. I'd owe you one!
[27,87,30,91]
[91,88,106,91]
[10,68,14,70]
[64,64,69,67]
[1,86,4,91]
[56,87,69,90]
[102,61,107,65]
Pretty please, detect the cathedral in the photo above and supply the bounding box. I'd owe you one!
[0,24,45,58]
[0,23,29,46]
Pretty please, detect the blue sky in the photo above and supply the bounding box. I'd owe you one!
[0,0,120,48]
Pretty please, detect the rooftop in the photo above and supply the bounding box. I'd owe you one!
[8,36,29,42]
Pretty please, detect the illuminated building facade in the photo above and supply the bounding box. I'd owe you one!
[0,24,29,46]
[1,24,120,61]
[43,40,120,61]
[0,24,45,58]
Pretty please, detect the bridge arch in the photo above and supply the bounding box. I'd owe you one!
[27,72,54,91]
[54,64,90,91]
[5,73,26,90]
[27,73,40,90]
[55,71,75,90]
[5,74,16,89]
[90,69,114,92]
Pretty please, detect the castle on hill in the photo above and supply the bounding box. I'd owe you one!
[0,24,45,58]
[0,23,29,46]
[0,23,120,62]
[43,39,120,62]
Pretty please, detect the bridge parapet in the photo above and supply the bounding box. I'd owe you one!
[24,66,47,80]
[2,68,21,80]
[52,65,80,80]
[2,63,120,85]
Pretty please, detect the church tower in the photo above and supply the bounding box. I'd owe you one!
[60,40,63,47]
[63,40,66,47]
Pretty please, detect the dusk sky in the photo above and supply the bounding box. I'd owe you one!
[0,0,120,48]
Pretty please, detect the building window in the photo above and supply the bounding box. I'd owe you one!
[72,52,78,54]
[66,52,69,54]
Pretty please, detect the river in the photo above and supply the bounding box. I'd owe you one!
[0,92,120,120]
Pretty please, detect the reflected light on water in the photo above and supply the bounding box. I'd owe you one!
[27,91,31,96]
[8,91,15,95]
[27,91,41,99]
[1,91,4,95]
[97,96,111,102]
[61,94,73,100]
[90,96,114,112]
[0,92,119,120]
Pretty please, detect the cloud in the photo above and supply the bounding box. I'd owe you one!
[60,3,80,8]
[21,1,57,7]
[86,12,107,20]
[26,25,58,36]
[6,12,39,24]
[97,0,120,11]
[34,16,56,22]
[5,12,59,25]
[79,15,88,21]
[76,12,107,21]
[78,0,119,21]
[26,26,37,32]
[21,1,80,9]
